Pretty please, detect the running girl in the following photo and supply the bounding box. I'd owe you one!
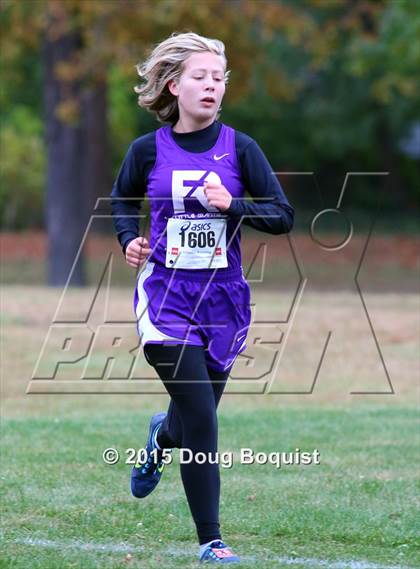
[111,32,294,564]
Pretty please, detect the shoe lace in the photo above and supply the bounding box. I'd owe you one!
[142,447,166,472]
[142,456,154,471]
[144,452,158,468]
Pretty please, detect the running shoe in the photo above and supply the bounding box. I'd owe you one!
[130,411,171,498]
[200,540,241,564]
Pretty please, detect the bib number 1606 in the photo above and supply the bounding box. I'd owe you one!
[180,229,216,248]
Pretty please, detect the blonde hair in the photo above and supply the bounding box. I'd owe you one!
[134,32,230,125]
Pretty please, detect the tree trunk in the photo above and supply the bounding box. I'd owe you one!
[44,7,86,286]
[81,79,113,234]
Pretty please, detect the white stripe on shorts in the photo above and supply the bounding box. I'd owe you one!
[135,262,192,345]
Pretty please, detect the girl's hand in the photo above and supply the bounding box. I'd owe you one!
[204,181,232,211]
[125,236,151,269]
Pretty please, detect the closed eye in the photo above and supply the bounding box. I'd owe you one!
[193,76,223,81]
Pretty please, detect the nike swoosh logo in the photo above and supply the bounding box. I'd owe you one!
[213,153,230,161]
[236,334,246,343]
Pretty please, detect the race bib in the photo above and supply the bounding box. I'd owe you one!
[165,217,228,269]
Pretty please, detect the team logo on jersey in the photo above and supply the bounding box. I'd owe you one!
[171,170,222,214]
[213,153,229,161]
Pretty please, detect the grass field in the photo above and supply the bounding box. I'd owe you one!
[1,282,419,568]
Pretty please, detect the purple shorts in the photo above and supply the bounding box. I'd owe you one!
[134,262,251,371]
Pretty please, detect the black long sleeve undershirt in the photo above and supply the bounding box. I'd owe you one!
[111,120,294,254]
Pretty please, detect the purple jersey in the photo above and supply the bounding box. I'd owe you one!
[132,123,251,371]
[147,123,245,272]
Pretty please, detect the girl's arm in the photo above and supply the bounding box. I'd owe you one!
[110,142,147,254]
[227,136,294,235]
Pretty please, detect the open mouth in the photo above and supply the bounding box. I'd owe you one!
[201,97,215,104]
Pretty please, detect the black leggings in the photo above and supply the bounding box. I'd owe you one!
[144,344,229,545]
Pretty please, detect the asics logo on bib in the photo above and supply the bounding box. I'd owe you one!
[178,221,216,249]
[171,170,221,213]
[179,221,192,233]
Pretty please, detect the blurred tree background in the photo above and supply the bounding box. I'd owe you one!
[0,0,418,284]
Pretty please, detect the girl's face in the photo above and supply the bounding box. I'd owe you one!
[168,51,226,126]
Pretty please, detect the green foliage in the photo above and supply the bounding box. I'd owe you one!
[108,65,138,161]
[225,0,419,210]
[0,106,45,229]
[0,0,418,229]
[347,0,419,111]
[107,64,158,170]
